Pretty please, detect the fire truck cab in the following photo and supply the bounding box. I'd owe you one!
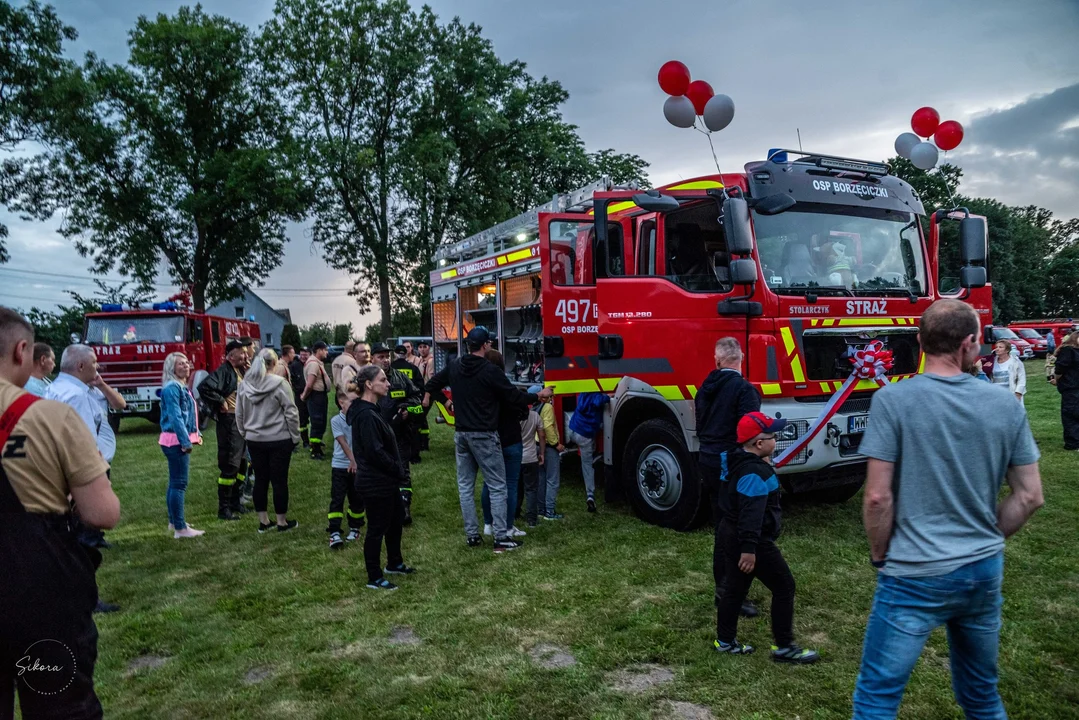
[83,302,260,430]
[430,151,991,530]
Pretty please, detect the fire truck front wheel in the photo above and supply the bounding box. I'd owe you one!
[622,418,703,531]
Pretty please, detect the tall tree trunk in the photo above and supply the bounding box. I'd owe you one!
[378,270,392,340]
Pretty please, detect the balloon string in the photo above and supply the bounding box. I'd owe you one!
[694,119,723,177]
[937,151,959,209]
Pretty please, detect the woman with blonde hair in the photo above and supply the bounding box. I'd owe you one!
[236,348,301,533]
[159,352,204,538]
[989,339,1027,404]
[1053,331,1079,450]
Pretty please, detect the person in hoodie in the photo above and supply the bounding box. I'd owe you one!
[423,326,553,552]
[347,364,416,591]
[236,349,300,533]
[696,336,762,619]
[713,411,819,664]
[566,391,610,513]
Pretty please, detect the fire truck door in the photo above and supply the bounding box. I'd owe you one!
[540,215,601,394]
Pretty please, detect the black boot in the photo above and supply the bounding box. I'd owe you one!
[218,484,239,521]
[230,481,247,515]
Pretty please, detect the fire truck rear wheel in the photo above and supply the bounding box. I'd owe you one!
[622,418,702,531]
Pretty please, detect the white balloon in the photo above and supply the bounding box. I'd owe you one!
[702,94,735,132]
[663,95,696,129]
[894,132,920,160]
[909,141,939,170]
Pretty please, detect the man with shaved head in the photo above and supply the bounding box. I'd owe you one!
[0,307,120,718]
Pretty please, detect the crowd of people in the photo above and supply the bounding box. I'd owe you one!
[3,299,1078,717]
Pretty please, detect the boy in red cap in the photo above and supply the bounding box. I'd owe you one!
[712,411,819,664]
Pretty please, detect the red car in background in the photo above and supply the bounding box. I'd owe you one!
[985,326,1034,359]
[1012,327,1048,357]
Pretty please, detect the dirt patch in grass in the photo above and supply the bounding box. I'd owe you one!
[126,655,169,676]
[529,643,577,669]
[388,626,422,646]
[608,663,675,693]
[243,666,274,685]
[657,700,716,720]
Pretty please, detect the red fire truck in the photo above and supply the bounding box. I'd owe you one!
[83,298,260,430]
[430,150,991,530]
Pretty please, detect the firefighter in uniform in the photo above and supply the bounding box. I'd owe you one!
[289,348,310,448]
[373,344,423,524]
[0,307,121,719]
[411,340,435,452]
[197,340,250,520]
[301,341,332,460]
[391,344,425,464]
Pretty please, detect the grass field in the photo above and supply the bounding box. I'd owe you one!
[87,364,1078,720]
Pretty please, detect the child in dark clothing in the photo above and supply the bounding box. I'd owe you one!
[713,412,819,664]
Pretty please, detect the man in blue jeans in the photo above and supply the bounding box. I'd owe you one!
[853,299,1044,719]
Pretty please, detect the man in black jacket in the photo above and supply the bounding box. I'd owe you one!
[197,341,250,520]
[424,327,552,552]
[713,412,818,664]
[695,336,761,618]
[288,347,310,448]
[373,343,423,525]
[390,344,425,464]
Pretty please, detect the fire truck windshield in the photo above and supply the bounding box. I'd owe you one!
[753,204,926,296]
[85,316,185,345]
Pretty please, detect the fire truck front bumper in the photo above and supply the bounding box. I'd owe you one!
[761,397,870,479]
[115,386,162,415]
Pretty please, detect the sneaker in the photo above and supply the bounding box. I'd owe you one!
[173,527,205,539]
[542,513,564,521]
[277,520,299,533]
[365,578,398,591]
[346,528,362,542]
[219,509,240,521]
[466,535,483,548]
[771,644,820,664]
[493,538,523,553]
[713,639,755,655]
[510,526,527,537]
[384,563,416,575]
[257,522,274,534]
[483,523,493,536]
[587,498,597,513]
[329,531,344,550]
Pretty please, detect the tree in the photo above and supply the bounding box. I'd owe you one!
[886,156,962,213]
[36,6,309,311]
[22,292,99,356]
[300,322,332,348]
[280,322,301,349]
[332,323,353,345]
[1045,244,1079,316]
[0,0,80,263]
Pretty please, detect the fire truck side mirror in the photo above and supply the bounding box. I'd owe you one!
[959,266,987,290]
[631,191,680,213]
[723,197,753,254]
[750,193,796,216]
[959,217,987,265]
[729,258,758,285]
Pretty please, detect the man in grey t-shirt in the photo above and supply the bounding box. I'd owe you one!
[852,299,1044,720]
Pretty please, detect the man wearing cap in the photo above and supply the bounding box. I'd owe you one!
[423,326,553,552]
[411,340,434,452]
[300,341,332,459]
[331,340,359,407]
[713,411,819,664]
[197,340,251,520]
[391,344,424,464]
[696,336,762,618]
[373,344,424,523]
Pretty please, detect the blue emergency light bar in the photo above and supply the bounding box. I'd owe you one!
[152,301,179,311]
[102,303,123,312]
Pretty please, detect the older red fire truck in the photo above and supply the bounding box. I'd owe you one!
[83,297,260,430]
[430,150,991,530]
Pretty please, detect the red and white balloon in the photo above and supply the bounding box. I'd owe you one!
[658,60,735,133]
[894,106,964,170]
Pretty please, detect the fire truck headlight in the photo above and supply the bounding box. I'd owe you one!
[778,424,799,441]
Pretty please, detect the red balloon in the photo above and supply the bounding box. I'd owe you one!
[911,106,940,138]
[685,80,714,116]
[934,120,964,151]
[658,61,691,96]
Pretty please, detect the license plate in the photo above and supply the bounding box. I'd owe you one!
[848,414,869,433]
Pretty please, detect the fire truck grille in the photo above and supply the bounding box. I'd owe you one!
[773,420,810,466]
[801,333,920,381]
[795,393,872,415]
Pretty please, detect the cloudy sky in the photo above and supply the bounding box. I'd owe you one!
[2,0,1077,327]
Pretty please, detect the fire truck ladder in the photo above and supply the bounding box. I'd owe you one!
[433,177,639,265]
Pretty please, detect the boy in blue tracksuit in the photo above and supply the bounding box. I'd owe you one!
[566,392,610,512]
[713,412,819,664]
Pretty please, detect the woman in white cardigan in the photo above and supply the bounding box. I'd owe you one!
[989,340,1027,403]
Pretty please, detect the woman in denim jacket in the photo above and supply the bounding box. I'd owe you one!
[159,352,204,538]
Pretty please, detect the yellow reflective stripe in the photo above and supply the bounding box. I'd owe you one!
[327,512,344,519]
[440,269,458,280]
[824,319,836,326]
[544,379,601,395]
[435,401,455,426]
[918,353,926,373]
[820,382,831,392]
[838,318,895,326]
[599,377,620,391]
[668,180,724,190]
[779,326,805,383]
[855,379,881,391]
[760,383,782,396]
[608,200,636,214]
[655,385,684,401]
[505,248,533,263]
[217,477,235,486]
[780,326,796,356]
[346,509,365,518]
[687,385,697,398]
[496,256,507,265]
[390,390,406,398]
